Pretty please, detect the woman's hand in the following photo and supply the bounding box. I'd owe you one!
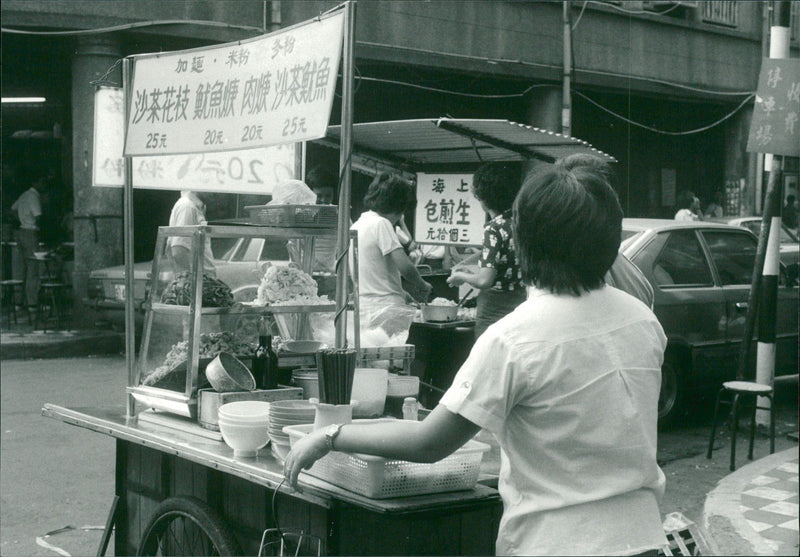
[412,280,433,303]
[283,429,329,488]
[447,271,467,287]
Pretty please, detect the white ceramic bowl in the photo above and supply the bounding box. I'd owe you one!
[217,413,269,427]
[217,418,269,457]
[218,400,271,420]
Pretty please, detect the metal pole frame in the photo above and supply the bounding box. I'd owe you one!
[334,1,356,349]
[122,57,137,419]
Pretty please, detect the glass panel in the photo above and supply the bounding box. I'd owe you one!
[702,230,757,286]
[262,236,292,261]
[652,230,713,287]
[139,311,260,394]
[210,236,238,260]
[138,311,195,394]
[234,237,263,262]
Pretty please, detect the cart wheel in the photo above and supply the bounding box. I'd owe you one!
[137,496,241,556]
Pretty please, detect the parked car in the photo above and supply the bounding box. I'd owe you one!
[85,235,293,331]
[620,219,798,427]
[709,216,799,269]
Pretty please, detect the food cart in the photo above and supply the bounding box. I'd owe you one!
[316,117,616,405]
[42,3,615,555]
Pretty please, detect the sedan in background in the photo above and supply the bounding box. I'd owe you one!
[621,219,798,427]
[85,235,292,331]
[709,216,799,269]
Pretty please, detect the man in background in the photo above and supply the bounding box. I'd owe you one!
[167,190,216,277]
[11,168,50,311]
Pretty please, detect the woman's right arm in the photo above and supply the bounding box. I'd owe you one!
[390,248,432,302]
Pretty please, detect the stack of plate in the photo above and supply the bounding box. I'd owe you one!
[268,400,316,460]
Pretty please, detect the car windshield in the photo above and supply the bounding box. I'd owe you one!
[620,229,641,249]
[740,220,798,244]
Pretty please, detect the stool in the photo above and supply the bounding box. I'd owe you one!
[1,279,25,325]
[34,281,69,332]
[706,381,775,471]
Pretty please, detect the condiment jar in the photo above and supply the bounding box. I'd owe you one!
[402,397,419,421]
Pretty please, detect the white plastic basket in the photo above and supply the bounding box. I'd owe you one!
[283,420,490,499]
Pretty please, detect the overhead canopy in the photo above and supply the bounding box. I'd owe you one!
[322,118,616,170]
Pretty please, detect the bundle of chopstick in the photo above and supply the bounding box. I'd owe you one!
[315,348,356,405]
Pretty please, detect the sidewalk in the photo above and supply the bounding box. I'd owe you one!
[0,310,123,360]
[704,447,799,556]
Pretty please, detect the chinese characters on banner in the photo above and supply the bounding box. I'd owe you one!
[414,173,484,247]
[94,87,296,193]
[124,12,344,156]
[747,58,800,157]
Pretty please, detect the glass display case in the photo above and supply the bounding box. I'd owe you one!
[128,222,355,418]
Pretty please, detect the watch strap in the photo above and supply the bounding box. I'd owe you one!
[325,423,343,450]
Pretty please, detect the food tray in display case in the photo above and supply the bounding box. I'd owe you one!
[284,420,490,499]
[244,204,338,228]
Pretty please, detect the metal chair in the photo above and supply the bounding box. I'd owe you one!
[706,380,775,471]
[27,255,70,331]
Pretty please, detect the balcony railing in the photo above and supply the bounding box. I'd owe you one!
[700,1,738,28]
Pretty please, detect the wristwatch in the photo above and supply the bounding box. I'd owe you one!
[324,423,344,450]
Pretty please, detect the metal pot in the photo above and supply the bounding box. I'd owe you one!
[421,304,458,322]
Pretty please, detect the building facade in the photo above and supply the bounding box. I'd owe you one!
[2,0,798,323]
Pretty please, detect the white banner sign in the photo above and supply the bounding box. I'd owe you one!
[123,12,344,156]
[414,173,484,246]
[94,87,296,193]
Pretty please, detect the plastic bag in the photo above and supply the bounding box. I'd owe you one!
[360,303,417,341]
[268,179,317,205]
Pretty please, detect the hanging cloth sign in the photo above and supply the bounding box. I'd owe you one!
[93,87,296,192]
[747,58,800,157]
[414,173,484,246]
[123,12,344,156]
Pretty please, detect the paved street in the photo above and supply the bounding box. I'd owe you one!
[0,355,797,556]
[1,357,127,557]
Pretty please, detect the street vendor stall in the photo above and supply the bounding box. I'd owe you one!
[42,3,614,555]
[315,117,616,405]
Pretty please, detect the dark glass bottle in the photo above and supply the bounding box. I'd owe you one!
[253,334,279,390]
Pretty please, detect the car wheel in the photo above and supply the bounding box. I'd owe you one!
[658,352,685,429]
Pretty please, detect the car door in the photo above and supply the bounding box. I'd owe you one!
[701,229,799,378]
[638,229,730,382]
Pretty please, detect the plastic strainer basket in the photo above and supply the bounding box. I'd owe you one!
[284,420,490,498]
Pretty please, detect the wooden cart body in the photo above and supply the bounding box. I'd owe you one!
[44,404,502,556]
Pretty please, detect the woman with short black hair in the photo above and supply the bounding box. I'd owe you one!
[350,173,432,335]
[286,155,668,556]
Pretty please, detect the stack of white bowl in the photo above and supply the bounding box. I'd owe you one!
[268,400,316,461]
[217,401,271,458]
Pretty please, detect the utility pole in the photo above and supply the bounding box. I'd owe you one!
[562,0,572,137]
[755,0,792,426]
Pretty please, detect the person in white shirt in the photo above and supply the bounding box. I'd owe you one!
[285,154,668,556]
[674,190,703,221]
[11,170,49,308]
[349,173,432,333]
[166,190,216,277]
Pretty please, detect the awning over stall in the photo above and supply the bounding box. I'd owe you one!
[322,118,615,170]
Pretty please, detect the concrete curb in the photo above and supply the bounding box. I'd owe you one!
[703,448,798,556]
[0,331,124,360]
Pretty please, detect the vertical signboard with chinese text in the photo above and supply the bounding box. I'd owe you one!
[747,58,800,157]
[94,87,296,193]
[414,173,484,246]
[124,12,344,156]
